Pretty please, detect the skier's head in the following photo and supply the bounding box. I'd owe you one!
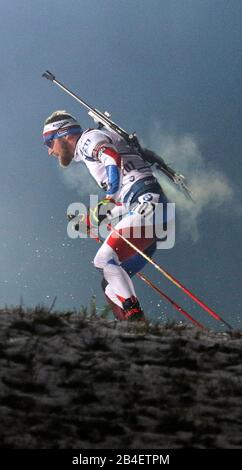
[43,110,82,167]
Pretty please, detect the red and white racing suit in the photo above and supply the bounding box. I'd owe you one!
[73,128,170,310]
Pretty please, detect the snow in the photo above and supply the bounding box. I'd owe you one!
[0,307,242,449]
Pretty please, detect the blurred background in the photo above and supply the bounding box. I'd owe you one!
[0,0,241,330]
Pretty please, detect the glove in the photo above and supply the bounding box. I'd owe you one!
[89,198,116,227]
[67,198,117,236]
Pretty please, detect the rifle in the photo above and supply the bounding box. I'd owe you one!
[42,70,193,200]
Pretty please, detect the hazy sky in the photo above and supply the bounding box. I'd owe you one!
[0,0,241,330]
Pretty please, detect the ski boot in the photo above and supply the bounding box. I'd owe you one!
[122,296,145,322]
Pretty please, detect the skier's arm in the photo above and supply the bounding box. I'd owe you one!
[93,141,121,199]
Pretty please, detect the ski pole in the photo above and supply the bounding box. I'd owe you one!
[80,220,207,329]
[137,272,207,330]
[106,223,233,330]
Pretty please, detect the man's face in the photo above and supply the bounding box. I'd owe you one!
[47,137,73,167]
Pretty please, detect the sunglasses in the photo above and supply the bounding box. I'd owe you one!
[45,136,55,149]
[44,121,69,148]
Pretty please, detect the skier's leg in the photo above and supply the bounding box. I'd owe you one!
[121,241,157,277]
[101,242,157,320]
[101,278,126,320]
[94,192,166,320]
[94,242,138,300]
[94,213,156,320]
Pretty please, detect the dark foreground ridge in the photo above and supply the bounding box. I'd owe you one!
[0,306,242,449]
